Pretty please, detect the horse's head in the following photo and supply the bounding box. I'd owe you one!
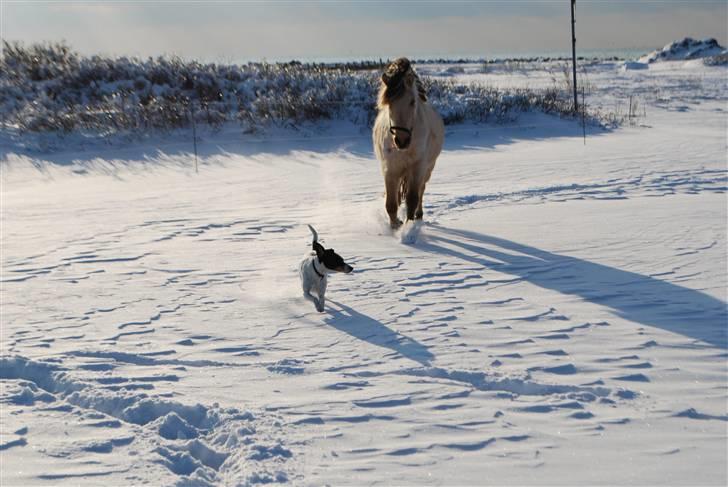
[379,58,425,151]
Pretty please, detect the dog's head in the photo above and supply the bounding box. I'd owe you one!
[313,240,353,274]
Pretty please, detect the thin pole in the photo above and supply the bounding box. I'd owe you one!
[190,100,198,173]
[571,0,578,113]
[582,84,586,145]
[628,95,633,124]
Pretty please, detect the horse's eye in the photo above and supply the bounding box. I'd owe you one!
[410,100,415,107]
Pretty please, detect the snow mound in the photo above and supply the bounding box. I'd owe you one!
[638,38,726,64]
[703,53,728,66]
[0,355,294,484]
[620,61,649,71]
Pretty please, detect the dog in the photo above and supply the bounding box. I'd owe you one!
[299,225,353,312]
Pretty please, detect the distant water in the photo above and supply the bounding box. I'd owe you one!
[235,47,655,65]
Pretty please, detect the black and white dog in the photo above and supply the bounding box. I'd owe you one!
[299,225,353,312]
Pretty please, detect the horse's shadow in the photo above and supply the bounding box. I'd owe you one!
[324,301,434,366]
[4,115,607,169]
[420,224,727,350]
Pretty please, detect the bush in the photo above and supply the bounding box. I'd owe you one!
[0,41,607,142]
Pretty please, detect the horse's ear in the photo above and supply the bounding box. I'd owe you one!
[383,57,409,86]
[404,70,416,88]
[417,78,427,102]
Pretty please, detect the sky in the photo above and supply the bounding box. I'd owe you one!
[2,1,726,62]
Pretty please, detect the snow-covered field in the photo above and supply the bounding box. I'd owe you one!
[1,57,726,485]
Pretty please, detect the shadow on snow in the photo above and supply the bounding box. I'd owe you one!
[2,114,607,171]
[420,224,727,350]
[325,300,434,366]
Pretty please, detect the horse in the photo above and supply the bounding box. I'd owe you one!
[373,58,444,228]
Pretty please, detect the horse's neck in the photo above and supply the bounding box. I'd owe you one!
[414,101,431,130]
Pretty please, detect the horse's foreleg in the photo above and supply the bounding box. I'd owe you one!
[415,183,426,220]
[405,167,427,221]
[384,172,402,228]
[405,183,420,221]
[414,161,436,220]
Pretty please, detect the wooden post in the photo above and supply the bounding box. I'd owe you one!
[190,100,198,174]
[571,0,578,113]
[629,95,633,123]
[582,84,586,145]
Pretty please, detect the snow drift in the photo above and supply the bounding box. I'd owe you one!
[638,37,726,64]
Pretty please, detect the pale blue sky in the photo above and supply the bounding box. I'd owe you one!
[2,1,726,61]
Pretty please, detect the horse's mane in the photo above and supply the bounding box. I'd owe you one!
[378,57,427,107]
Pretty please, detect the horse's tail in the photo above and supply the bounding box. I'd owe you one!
[307,224,318,243]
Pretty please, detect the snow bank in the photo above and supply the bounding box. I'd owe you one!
[638,37,726,63]
[620,61,649,71]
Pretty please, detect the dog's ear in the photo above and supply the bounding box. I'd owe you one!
[313,241,325,259]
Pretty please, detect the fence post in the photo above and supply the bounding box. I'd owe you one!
[582,84,586,145]
[189,100,198,173]
[628,95,633,124]
[571,0,578,113]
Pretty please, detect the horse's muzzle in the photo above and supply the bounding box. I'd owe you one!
[390,125,412,150]
[393,135,411,150]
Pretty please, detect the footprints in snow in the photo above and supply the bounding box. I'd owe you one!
[0,355,293,484]
[151,218,295,243]
[429,168,728,215]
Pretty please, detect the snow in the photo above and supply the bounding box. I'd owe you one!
[620,61,648,71]
[1,52,727,485]
[638,37,726,64]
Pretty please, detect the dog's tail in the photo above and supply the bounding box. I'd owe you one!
[307,224,318,243]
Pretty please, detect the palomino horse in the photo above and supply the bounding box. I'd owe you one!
[373,58,444,228]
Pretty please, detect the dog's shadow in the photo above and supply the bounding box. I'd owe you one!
[325,301,434,366]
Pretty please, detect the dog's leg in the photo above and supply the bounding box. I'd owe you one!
[301,270,319,311]
[302,290,321,311]
[315,277,327,312]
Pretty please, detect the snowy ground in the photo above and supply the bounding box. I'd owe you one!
[1,59,726,486]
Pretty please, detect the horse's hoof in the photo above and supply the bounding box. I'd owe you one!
[390,219,403,229]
